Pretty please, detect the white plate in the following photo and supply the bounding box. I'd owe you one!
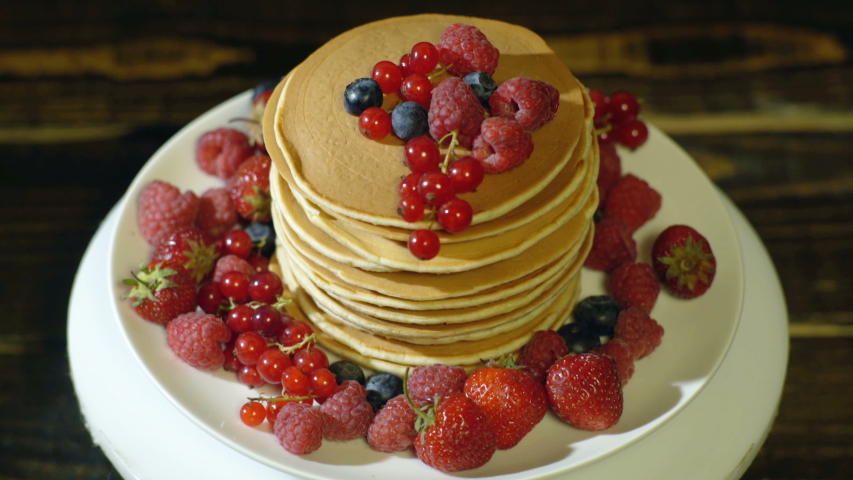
[107,90,744,479]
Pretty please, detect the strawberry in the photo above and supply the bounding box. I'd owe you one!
[123,261,197,325]
[613,306,664,360]
[516,330,568,383]
[583,217,636,272]
[603,174,661,233]
[247,79,279,154]
[151,227,220,284]
[463,363,548,449]
[229,154,272,223]
[546,353,623,430]
[651,225,716,299]
[608,261,660,314]
[413,392,497,472]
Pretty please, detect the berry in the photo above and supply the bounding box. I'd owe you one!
[463,365,548,449]
[597,142,622,205]
[397,195,425,223]
[195,187,238,239]
[398,172,422,197]
[516,330,569,383]
[428,77,484,149]
[400,73,433,109]
[596,127,617,147]
[410,42,439,74]
[223,338,242,372]
[211,254,255,283]
[367,395,418,452]
[279,321,314,348]
[572,295,622,337]
[546,353,623,430]
[398,54,412,77]
[240,401,267,427]
[462,72,497,107]
[437,23,500,77]
[321,381,374,441]
[124,261,197,325]
[166,312,231,370]
[274,402,324,455]
[651,225,716,299]
[471,117,534,173]
[151,227,219,284]
[248,270,284,304]
[407,364,467,405]
[588,89,608,123]
[244,221,277,258]
[220,271,251,303]
[608,262,661,314]
[328,360,366,386]
[221,229,253,259]
[251,304,285,338]
[603,174,662,233]
[246,254,270,273]
[414,393,497,472]
[238,364,265,387]
[196,281,224,314]
[365,371,404,411]
[233,331,267,365]
[607,90,640,125]
[343,78,383,116]
[247,81,276,154]
[583,217,636,272]
[437,198,473,233]
[137,180,200,247]
[591,338,635,386]
[404,136,441,173]
[616,119,649,149]
[556,323,602,354]
[309,368,339,398]
[293,346,329,373]
[282,365,311,396]
[391,101,429,141]
[226,304,255,334]
[371,60,403,94]
[408,229,440,260]
[358,107,392,140]
[447,156,484,193]
[195,128,254,179]
[613,306,665,360]
[257,348,292,384]
[229,154,272,223]
[489,77,559,131]
[417,171,455,207]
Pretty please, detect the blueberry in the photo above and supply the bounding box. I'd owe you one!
[243,222,276,258]
[557,323,602,354]
[573,295,622,336]
[252,77,282,103]
[365,371,404,411]
[328,360,366,386]
[344,78,383,116]
[391,101,429,141]
[463,72,497,107]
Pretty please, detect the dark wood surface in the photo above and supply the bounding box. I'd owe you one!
[2,1,851,478]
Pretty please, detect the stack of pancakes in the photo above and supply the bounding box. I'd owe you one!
[263,15,598,375]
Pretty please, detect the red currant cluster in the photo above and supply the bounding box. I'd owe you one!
[589,89,649,150]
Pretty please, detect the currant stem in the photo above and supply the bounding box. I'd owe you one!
[439,130,459,173]
[267,333,316,355]
[427,63,452,81]
[247,393,315,403]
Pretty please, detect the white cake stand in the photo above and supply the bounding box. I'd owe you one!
[69,193,788,480]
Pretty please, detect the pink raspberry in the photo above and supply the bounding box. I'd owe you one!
[608,262,661,314]
[597,142,622,206]
[321,381,374,441]
[613,306,665,360]
[367,395,418,452]
[274,402,325,455]
[583,217,636,272]
[471,117,534,173]
[195,187,238,239]
[517,330,569,383]
[212,254,256,283]
[407,364,467,404]
[437,23,500,77]
[603,174,662,233]
[428,77,485,149]
[591,338,635,385]
[166,312,231,370]
[195,128,254,179]
[137,180,200,247]
[489,77,560,131]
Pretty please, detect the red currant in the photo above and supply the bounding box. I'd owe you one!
[309,368,338,398]
[293,347,329,374]
[234,331,267,365]
[240,401,267,427]
[400,74,432,109]
[196,282,224,314]
[238,364,266,388]
[398,172,422,197]
[608,90,640,125]
[398,54,412,77]
[279,321,314,348]
[248,271,283,304]
[408,229,440,260]
[437,198,473,233]
[359,107,392,140]
[397,194,425,223]
[588,89,609,123]
[281,366,311,396]
[404,136,441,173]
[616,119,649,149]
[447,156,485,193]
[223,338,242,372]
[256,348,292,384]
[597,127,616,146]
[417,171,455,207]
[251,304,284,338]
[226,304,255,334]
[246,254,269,273]
[409,42,439,75]
[371,60,403,94]
[220,271,251,303]
[222,229,253,259]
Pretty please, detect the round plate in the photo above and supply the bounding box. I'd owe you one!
[107,90,744,479]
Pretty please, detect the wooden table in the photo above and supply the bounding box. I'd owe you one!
[1,2,851,478]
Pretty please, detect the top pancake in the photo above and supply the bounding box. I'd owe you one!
[272,14,585,228]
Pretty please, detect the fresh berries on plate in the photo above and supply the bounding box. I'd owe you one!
[137,180,200,247]
[603,174,662,233]
[613,306,665,360]
[463,71,497,107]
[247,78,279,153]
[367,394,418,452]
[243,221,277,258]
[343,78,383,116]
[546,353,623,430]
[212,254,255,283]
[321,381,374,441]
[151,227,219,284]
[596,142,622,205]
[583,217,636,272]
[609,261,661,314]
[228,154,272,223]
[328,360,366,386]
[123,261,197,325]
[591,338,635,386]
[166,312,231,370]
[516,329,569,383]
[391,101,430,141]
[437,23,500,77]
[365,371,405,411]
[489,77,559,131]
[195,128,254,179]
[651,225,716,299]
[471,117,534,173]
[406,364,467,405]
[195,187,238,239]
[572,295,622,337]
[428,77,485,149]
[589,88,650,150]
[274,402,325,455]
[557,322,602,354]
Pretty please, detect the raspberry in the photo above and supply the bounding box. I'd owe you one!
[407,364,467,404]
[471,117,533,173]
[166,312,231,370]
[591,338,635,385]
[367,395,418,452]
[597,142,622,205]
[584,217,636,272]
[613,306,665,360]
[229,154,272,223]
[274,402,325,456]
[517,330,569,383]
[195,128,254,179]
[137,180,200,247]
[608,262,661,314]
[195,187,237,239]
[437,23,500,77]
[603,174,662,233]
[321,380,374,441]
[212,254,256,283]
[489,77,560,131]
[428,77,485,149]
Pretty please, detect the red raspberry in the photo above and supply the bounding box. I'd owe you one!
[367,395,418,452]
[613,306,665,360]
[436,23,500,77]
[407,364,467,405]
[137,180,200,247]
[428,77,485,149]
[489,77,560,131]
[597,142,622,205]
[195,187,238,239]
[517,330,569,383]
[321,380,374,441]
[584,217,636,272]
[471,117,533,174]
[274,402,324,455]
[212,254,256,283]
[603,174,662,233]
[229,154,272,223]
[195,128,254,179]
[166,312,231,370]
[608,262,661,314]
[591,338,635,385]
